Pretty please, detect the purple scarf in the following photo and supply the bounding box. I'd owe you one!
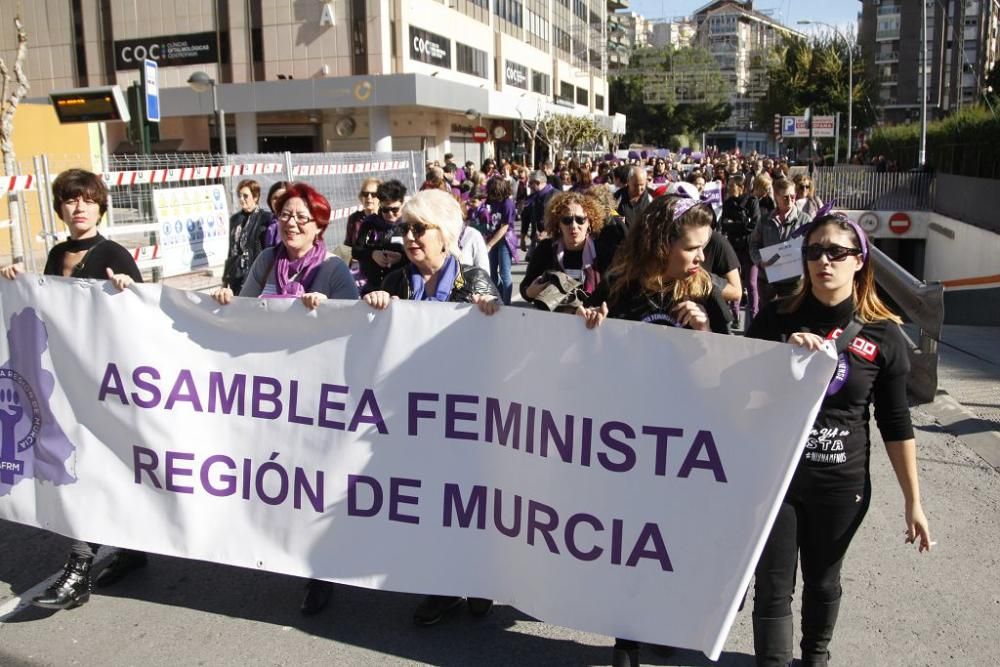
[271,243,326,297]
[408,255,460,302]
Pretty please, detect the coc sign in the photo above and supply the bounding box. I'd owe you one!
[409,26,451,68]
[114,31,223,71]
[505,61,528,89]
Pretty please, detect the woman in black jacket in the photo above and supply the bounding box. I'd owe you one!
[223,178,272,294]
[746,213,931,666]
[1,168,147,610]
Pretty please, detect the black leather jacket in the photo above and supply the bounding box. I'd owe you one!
[380,263,500,303]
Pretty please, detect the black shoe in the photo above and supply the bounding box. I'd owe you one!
[95,549,148,588]
[611,646,639,667]
[467,597,493,617]
[32,555,93,610]
[647,643,676,657]
[300,579,334,616]
[413,595,463,626]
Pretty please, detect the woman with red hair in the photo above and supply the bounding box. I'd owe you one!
[213,182,358,309]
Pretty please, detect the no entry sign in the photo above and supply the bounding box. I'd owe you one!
[472,126,488,143]
[888,212,911,235]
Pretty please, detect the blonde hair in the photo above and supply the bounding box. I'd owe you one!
[358,177,382,198]
[781,216,902,324]
[751,172,772,198]
[543,191,606,238]
[401,189,464,258]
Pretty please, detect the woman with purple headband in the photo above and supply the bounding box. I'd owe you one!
[746,213,932,666]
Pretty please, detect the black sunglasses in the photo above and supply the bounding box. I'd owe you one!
[560,215,588,226]
[802,244,862,262]
[397,221,437,238]
[380,205,402,215]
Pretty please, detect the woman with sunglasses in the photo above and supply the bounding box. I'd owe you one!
[344,177,382,246]
[520,191,606,309]
[214,182,358,309]
[793,174,824,221]
[746,214,931,667]
[352,179,409,293]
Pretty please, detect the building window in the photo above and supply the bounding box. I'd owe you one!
[596,93,604,111]
[456,43,489,79]
[531,70,551,95]
[554,27,571,54]
[495,0,523,26]
[573,0,587,20]
[576,86,588,106]
[559,81,574,101]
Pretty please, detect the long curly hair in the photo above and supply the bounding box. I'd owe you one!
[543,191,606,238]
[606,195,714,306]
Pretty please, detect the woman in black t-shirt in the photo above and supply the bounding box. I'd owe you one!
[746,213,931,666]
[1,168,146,610]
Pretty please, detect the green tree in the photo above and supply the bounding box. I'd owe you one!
[755,34,877,157]
[610,45,730,147]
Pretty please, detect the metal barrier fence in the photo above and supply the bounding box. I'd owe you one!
[812,166,935,211]
[16,151,422,279]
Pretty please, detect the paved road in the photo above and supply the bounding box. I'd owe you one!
[2,267,999,666]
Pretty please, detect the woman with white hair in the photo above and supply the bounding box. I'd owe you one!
[363,189,500,311]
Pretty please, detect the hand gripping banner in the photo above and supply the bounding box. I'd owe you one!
[0,277,835,659]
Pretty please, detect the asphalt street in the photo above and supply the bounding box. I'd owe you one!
[1,267,998,666]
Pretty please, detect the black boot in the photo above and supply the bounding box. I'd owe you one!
[95,549,148,588]
[412,595,463,626]
[611,638,640,667]
[800,594,841,666]
[31,554,93,610]
[752,614,794,667]
[300,579,334,616]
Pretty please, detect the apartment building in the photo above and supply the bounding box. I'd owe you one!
[859,0,1000,124]
[0,0,621,162]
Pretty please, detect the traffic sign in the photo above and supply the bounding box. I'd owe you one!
[857,212,879,234]
[781,115,835,138]
[888,212,911,234]
[143,59,160,122]
[472,126,488,143]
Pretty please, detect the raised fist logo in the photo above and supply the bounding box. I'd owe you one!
[0,387,24,484]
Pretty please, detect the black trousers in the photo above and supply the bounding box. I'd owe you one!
[69,539,101,559]
[754,488,870,617]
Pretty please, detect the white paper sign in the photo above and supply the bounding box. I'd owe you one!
[0,277,836,660]
[762,236,804,284]
[153,184,230,277]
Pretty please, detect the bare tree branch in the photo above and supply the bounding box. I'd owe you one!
[1,14,31,263]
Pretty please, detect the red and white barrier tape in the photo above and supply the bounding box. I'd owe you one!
[99,162,284,187]
[291,160,409,177]
[1,175,35,194]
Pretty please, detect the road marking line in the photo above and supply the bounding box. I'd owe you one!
[0,547,113,624]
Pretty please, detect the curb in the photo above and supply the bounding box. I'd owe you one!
[921,390,1000,470]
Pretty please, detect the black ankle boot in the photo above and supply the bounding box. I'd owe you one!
[611,638,640,667]
[800,594,841,666]
[95,549,148,588]
[752,613,794,667]
[32,554,93,610]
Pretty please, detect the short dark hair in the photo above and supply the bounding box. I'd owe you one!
[236,179,261,200]
[485,176,511,202]
[266,181,292,211]
[52,168,109,218]
[613,165,630,184]
[377,179,407,204]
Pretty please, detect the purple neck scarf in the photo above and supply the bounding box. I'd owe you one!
[409,254,460,302]
[272,243,326,297]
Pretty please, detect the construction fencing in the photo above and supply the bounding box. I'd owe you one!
[2,151,422,279]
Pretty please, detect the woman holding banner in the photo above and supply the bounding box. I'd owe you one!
[362,189,499,626]
[1,168,146,610]
[746,213,931,667]
[576,192,729,667]
[214,182,358,309]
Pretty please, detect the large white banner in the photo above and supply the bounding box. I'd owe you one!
[0,277,835,659]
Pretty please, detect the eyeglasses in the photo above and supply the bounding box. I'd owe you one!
[380,205,402,216]
[802,244,863,262]
[559,215,588,226]
[278,211,316,226]
[360,191,378,198]
[397,221,438,238]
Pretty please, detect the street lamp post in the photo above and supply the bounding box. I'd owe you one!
[799,21,853,164]
[187,71,227,157]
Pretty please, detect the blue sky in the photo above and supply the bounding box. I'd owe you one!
[626,0,861,35]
